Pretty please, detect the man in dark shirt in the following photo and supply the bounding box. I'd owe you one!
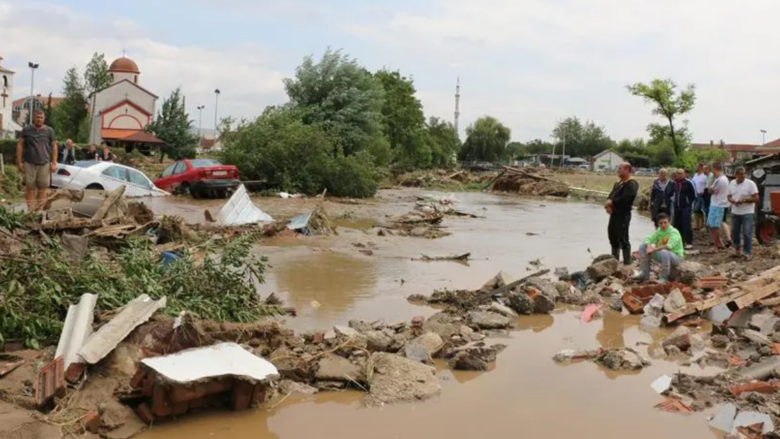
[605,162,639,265]
[672,168,696,249]
[16,110,57,211]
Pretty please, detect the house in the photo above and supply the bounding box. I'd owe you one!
[591,150,624,171]
[0,55,23,138]
[689,140,780,162]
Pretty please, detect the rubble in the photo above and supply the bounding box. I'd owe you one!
[488,167,570,197]
[366,353,441,405]
[586,257,619,281]
[467,311,512,330]
[404,333,444,364]
[553,348,649,370]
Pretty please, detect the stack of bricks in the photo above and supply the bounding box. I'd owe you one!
[131,366,268,423]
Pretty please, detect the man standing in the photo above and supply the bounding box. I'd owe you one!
[728,167,759,260]
[650,168,673,227]
[59,139,75,165]
[605,162,639,265]
[672,168,696,249]
[16,110,57,211]
[632,213,684,284]
[707,162,730,249]
[692,163,708,230]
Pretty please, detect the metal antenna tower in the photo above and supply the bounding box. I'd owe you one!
[454,78,461,136]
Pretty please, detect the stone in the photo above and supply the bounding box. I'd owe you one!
[525,278,559,302]
[364,330,395,352]
[608,295,623,312]
[270,347,313,381]
[367,353,441,404]
[669,261,705,285]
[316,355,361,382]
[606,283,625,297]
[597,348,648,370]
[489,302,517,317]
[423,313,461,339]
[404,333,444,364]
[316,380,346,390]
[711,334,729,349]
[61,234,88,265]
[530,289,556,314]
[460,325,474,336]
[279,379,318,396]
[507,292,535,315]
[581,292,602,305]
[743,329,771,346]
[348,320,373,333]
[469,333,486,342]
[559,286,585,305]
[640,315,662,329]
[663,326,692,352]
[450,342,507,363]
[554,281,569,295]
[593,254,616,263]
[448,351,488,371]
[334,325,361,338]
[586,258,619,281]
[480,271,514,293]
[467,311,511,329]
[663,289,687,313]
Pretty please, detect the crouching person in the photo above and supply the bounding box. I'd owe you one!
[632,213,684,284]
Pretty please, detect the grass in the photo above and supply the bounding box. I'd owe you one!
[549,172,655,194]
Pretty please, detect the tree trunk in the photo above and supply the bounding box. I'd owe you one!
[668,116,680,158]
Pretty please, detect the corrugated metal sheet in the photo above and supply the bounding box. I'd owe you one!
[79,294,166,364]
[141,342,279,384]
[217,185,273,226]
[286,211,312,230]
[55,293,98,371]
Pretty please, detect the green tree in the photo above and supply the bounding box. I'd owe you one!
[147,88,198,160]
[283,49,390,165]
[50,67,88,142]
[525,139,554,155]
[627,78,696,158]
[506,141,528,160]
[424,117,461,168]
[552,117,614,158]
[374,70,430,171]
[84,53,111,96]
[459,116,511,162]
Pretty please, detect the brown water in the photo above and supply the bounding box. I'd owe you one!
[141,190,721,439]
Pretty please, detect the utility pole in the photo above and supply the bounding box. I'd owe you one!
[28,62,39,125]
[761,129,767,145]
[214,88,221,139]
[454,78,460,137]
[197,105,205,138]
[560,127,566,169]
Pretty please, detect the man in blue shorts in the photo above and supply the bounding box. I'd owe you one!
[707,162,730,249]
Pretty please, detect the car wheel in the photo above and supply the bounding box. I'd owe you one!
[85,183,104,190]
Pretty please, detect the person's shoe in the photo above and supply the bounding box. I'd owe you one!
[657,278,669,285]
[631,272,648,281]
[685,244,694,250]
[743,254,753,261]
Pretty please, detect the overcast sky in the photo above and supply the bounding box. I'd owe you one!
[1,0,778,144]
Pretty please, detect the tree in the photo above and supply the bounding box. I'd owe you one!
[374,70,430,171]
[458,116,511,162]
[283,49,390,165]
[424,117,461,168]
[84,53,111,96]
[551,117,613,158]
[525,139,554,155]
[506,141,528,160]
[147,88,198,160]
[50,67,88,142]
[627,79,696,158]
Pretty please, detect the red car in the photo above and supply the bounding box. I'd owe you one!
[154,159,240,198]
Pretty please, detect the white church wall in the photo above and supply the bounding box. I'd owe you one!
[104,104,149,130]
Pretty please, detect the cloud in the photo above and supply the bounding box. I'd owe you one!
[346,0,780,143]
[0,1,288,129]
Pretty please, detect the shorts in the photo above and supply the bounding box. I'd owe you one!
[707,206,726,228]
[24,163,50,190]
[693,196,705,213]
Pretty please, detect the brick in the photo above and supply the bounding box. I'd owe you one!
[773,344,780,356]
[231,380,254,411]
[135,403,154,424]
[129,368,146,390]
[729,381,779,396]
[171,401,189,417]
[188,393,224,410]
[251,384,267,407]
[151,385,172,418]
[0,356,25,377]
[655,398,694,413]
[79,411,101,434]
[169,385,202,403]
[204,378,234,395]
[622,292,645,314]
[65,363,87,384]
[312,331,326,344]
[35,356,65,408]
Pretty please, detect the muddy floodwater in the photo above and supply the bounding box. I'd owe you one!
[141,190,721,439]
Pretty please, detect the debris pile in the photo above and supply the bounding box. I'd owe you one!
[395,169,496,189]
[414,194,480,218]
[489,167,570,198]
[286,204,339,236]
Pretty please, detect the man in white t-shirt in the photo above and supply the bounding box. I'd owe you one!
[706,162,730,249]
[691,163,708,230]
[727,167,759,259]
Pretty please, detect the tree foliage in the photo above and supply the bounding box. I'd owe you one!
[147,88,198,160]
[84,53,112,96]
[459,116,511,162]
[551,117,614,158]
[425,117,461,168]
[50,67,88,142]
[627,79,696,159]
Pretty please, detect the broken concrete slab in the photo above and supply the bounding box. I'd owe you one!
[586,258,619,281]
[404,333,444,364]
[507,292,535,315]
[80,295,166,365]
[743,329,771,346]
[597,348,649,370]
[663,289,686,313]
[315,355,361,382]
[367,353,441,405]
[467,311,511,330]
[525,278,559,302]
[709,403,738,433]
[448,351,488,371]
[480,272,515,293]
[489,302,517,318]
[669,261,705,285]
[663,326,692,353]
[60,234,89,265]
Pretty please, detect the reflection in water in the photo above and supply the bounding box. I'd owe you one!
[516,314,555,333]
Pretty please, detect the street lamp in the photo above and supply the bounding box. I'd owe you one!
[761,129,767,145]
[197,105,205,138]
[28,62,39,125]
[214,89,221,139]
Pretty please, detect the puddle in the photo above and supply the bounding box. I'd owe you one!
[139,190,718,438]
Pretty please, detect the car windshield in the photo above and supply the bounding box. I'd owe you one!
[190,159,220,168]
[73,160,101,168]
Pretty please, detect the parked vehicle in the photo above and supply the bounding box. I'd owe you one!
[153,159,240,198]
[51,161,168,197]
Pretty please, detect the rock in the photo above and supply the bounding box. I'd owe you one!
[405,333,444,363]
[644,294,665,317]
[334,325,361,338]
[270,347,313,381]
[743,329,771,346]
[61,234,88,265]
[469,333,486,342]
[316,355,361,382]
[711,334,729,349]
[507,292,535,315]
[448,351,488,371]
[663,289,687,313]
[559,286,585,305]
[490,302,517,317]
[348,320,373,333]
[525,288,555,314]
[365,330,395,352]
[525,278,559,302]
[669,261,705,285]
[750,313,780,335]
[332,330,368,357]
[423,313,461,339]
[663,327,692,353]
[640,315,662,329]
[367,353,441,404]
[606,282,625,297]
[467,311,511,329]
[480,271,514,293]
[581,292,602,305]
[608,295,623,312]
[597,348,649,370]
[554,281,569,294]
[316,380,347,390]
[690,334,705,352]
[410,227,429,237]
[593,254,616,264]
[586,258,619,281]
[279,379,318,396]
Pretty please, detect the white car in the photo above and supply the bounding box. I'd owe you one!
[51,160,169,197]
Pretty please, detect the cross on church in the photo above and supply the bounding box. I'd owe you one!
[0,91,7,107]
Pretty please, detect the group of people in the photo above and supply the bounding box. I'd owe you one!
[605,160,759,284]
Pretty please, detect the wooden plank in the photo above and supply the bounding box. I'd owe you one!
[731,282,780,310]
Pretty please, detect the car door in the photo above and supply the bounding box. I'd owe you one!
[154,163,178,192]
[168,161,189,193]
[99,165,128,192]
[126,168,158,197]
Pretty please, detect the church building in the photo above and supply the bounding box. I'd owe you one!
[0,56,23,139]
[88,56,164,151]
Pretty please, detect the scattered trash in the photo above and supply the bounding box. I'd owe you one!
[413,253,471,262]
[287,205,338,236]
[35,357,64,408]
[55,293,98,382]
[580,304,602,323]
[217,185,273,226]
[655,398,694,414]
[651,375,673,394]
[0,355,24,378]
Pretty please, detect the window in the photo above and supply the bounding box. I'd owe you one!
[161,163,176,177]
[127,169,152,189]
[172,162,187,175]
[101,166,126,180]
[189,159,220,168]
[134,75,138,84]
[74,160,101,169]
[2,75,6,87]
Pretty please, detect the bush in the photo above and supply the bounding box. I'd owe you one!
[0,166,23,200]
